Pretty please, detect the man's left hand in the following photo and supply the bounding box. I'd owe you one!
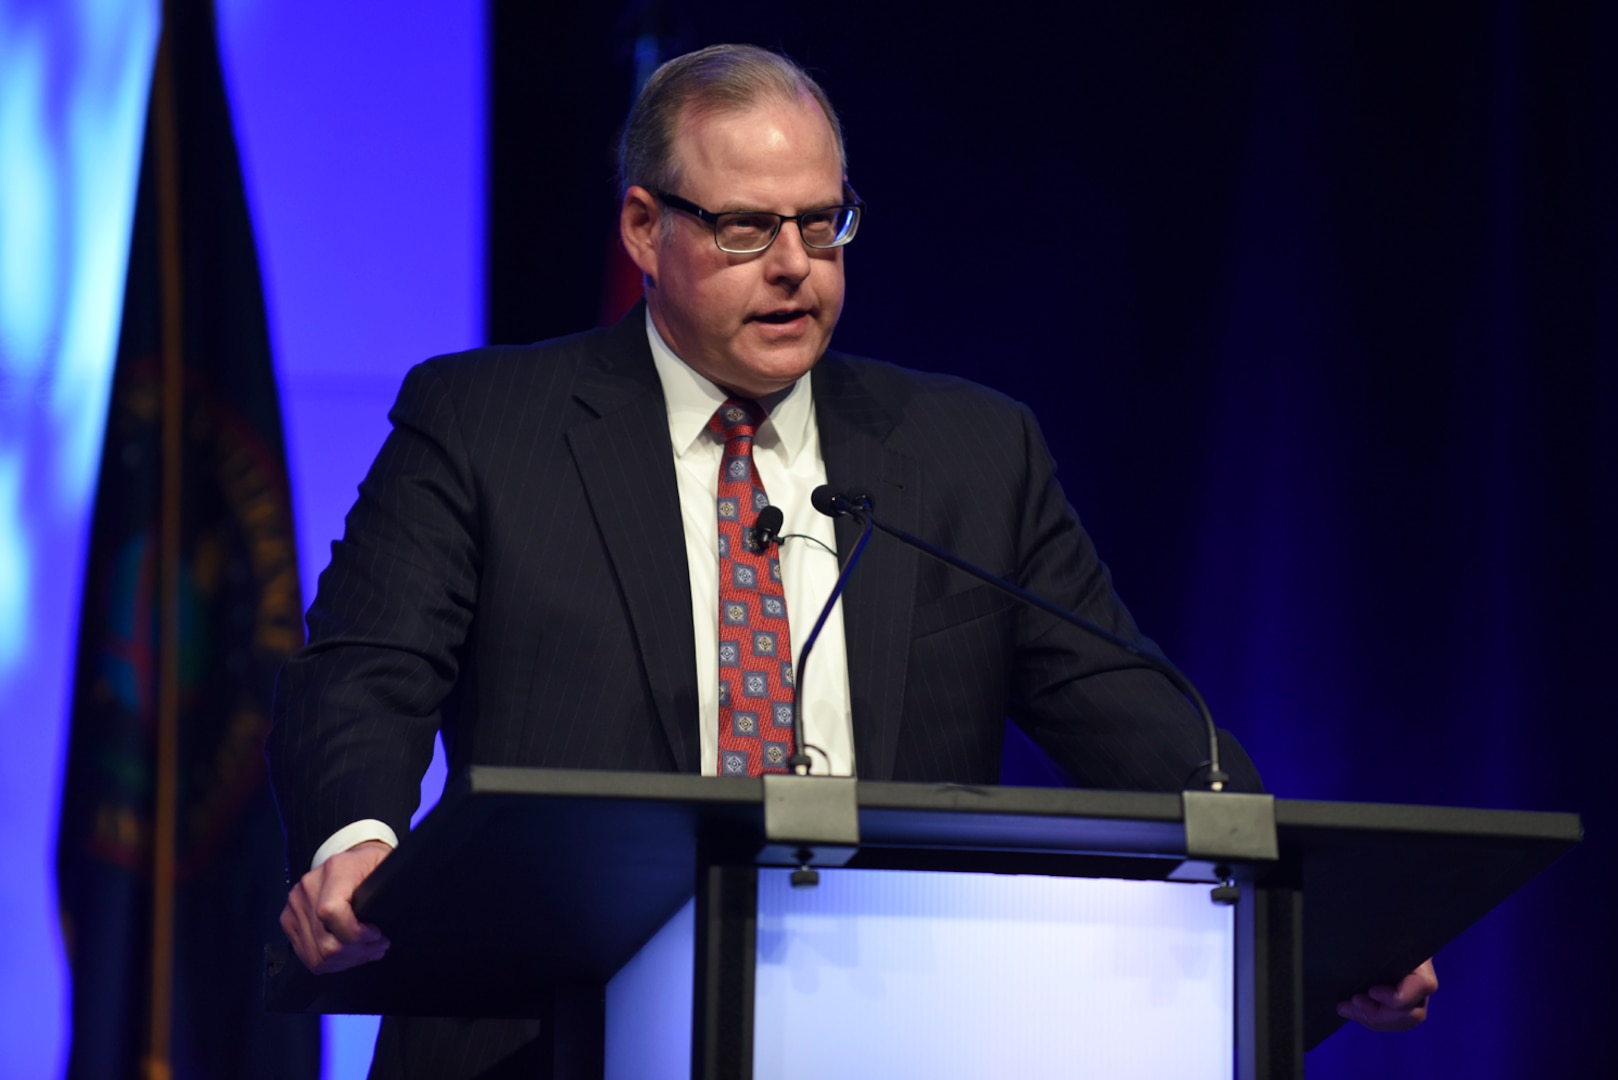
[1336,958,1438,1032]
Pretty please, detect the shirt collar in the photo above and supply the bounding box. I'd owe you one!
[645,309,814,461]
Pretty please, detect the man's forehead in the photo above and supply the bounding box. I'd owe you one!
[673,89,826,139]
[670,94,842,199]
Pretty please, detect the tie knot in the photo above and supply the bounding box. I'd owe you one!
[711,398,766,444]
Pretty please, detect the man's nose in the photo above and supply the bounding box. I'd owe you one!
[763,220,813,282]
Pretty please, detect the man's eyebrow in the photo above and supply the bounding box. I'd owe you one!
[714,194,846,215]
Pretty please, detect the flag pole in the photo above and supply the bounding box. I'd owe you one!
[147,1,185,1076]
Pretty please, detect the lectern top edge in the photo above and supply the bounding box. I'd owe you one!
[462,765,1193,821]
[1274,797,1583,842]
[464,765,761,804]
[458,767,1583,850]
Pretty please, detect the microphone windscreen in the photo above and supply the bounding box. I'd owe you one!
[754,506,784,546]
[810,485,840,517]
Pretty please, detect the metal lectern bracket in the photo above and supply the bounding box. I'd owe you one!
[757,775,860,867]
[1173,790,1279,886]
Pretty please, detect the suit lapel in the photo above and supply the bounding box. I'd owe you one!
[565,311,702,773]
[813,356,919,781]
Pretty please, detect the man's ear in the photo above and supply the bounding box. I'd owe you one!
[620,186,661,281]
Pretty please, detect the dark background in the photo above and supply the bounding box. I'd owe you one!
[488,2,1615,1074]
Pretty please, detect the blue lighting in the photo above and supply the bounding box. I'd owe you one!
[1,0,481,1074]
[0,0,157,1075]
[0,459,26,668]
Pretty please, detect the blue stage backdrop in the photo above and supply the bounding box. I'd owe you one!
[55,1,321,1073]
[0,0,481,1076]
[0,1,159,1073]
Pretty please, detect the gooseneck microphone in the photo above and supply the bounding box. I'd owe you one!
[783,495,875,776]
[809,485,1229,792]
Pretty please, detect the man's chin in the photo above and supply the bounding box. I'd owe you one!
[726,341,825,396]
[753,363,823,397]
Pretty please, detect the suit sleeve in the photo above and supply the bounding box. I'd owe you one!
[267,360,480,876]
[1003,404,1262,792]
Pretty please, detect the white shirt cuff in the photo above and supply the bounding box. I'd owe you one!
[311,819,399,870]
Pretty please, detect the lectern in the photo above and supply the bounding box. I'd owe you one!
[265,767,1580,1079]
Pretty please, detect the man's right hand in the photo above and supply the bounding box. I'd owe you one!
[280,839,393,974]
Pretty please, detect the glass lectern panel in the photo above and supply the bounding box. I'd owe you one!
[607,870,1233,1079]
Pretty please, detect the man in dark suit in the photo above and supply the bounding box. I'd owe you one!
[269,43,1435,1074]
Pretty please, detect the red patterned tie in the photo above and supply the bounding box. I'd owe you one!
[710,398,796,776]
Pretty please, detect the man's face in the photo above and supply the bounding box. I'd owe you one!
[627,95,846,398]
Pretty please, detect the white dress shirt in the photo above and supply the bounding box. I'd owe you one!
[646,315,855,780]
[310,318,856,869]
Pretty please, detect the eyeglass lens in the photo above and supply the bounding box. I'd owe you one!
[716,206,859,253]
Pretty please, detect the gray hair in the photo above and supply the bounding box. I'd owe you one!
[618,44,847,200]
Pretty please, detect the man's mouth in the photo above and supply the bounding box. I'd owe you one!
[752,309,809,324]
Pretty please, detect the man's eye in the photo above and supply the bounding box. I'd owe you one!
[799,210,836,234]
[721,214,777,236]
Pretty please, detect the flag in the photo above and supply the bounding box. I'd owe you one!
[55,0,320,1076]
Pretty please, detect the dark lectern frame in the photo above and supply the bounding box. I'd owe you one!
[265,767,1580,1080]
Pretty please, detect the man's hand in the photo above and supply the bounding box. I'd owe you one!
[280,839,393,974]
[1336,958,1438,1032]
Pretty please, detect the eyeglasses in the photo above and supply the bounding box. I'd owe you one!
[654,184,864,254]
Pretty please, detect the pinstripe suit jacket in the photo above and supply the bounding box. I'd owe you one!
[268,307,1246,880]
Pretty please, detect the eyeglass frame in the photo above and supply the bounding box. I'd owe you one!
[652,183,864,254]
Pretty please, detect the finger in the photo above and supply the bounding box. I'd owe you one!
[282,895,330,973]
[281,901,316,971]
[1368,959,1438,1010]
[316,893,384,946]
[1336,993,1379,1026]
[1338,991,1427,1032]
[311,871,383,946]
[1366,983,1411,1008]
[1401,958,1439,1000]
[313,848,391,946]
[287,872,370,969]
[310,937,390,974]
[301,911,387,973]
